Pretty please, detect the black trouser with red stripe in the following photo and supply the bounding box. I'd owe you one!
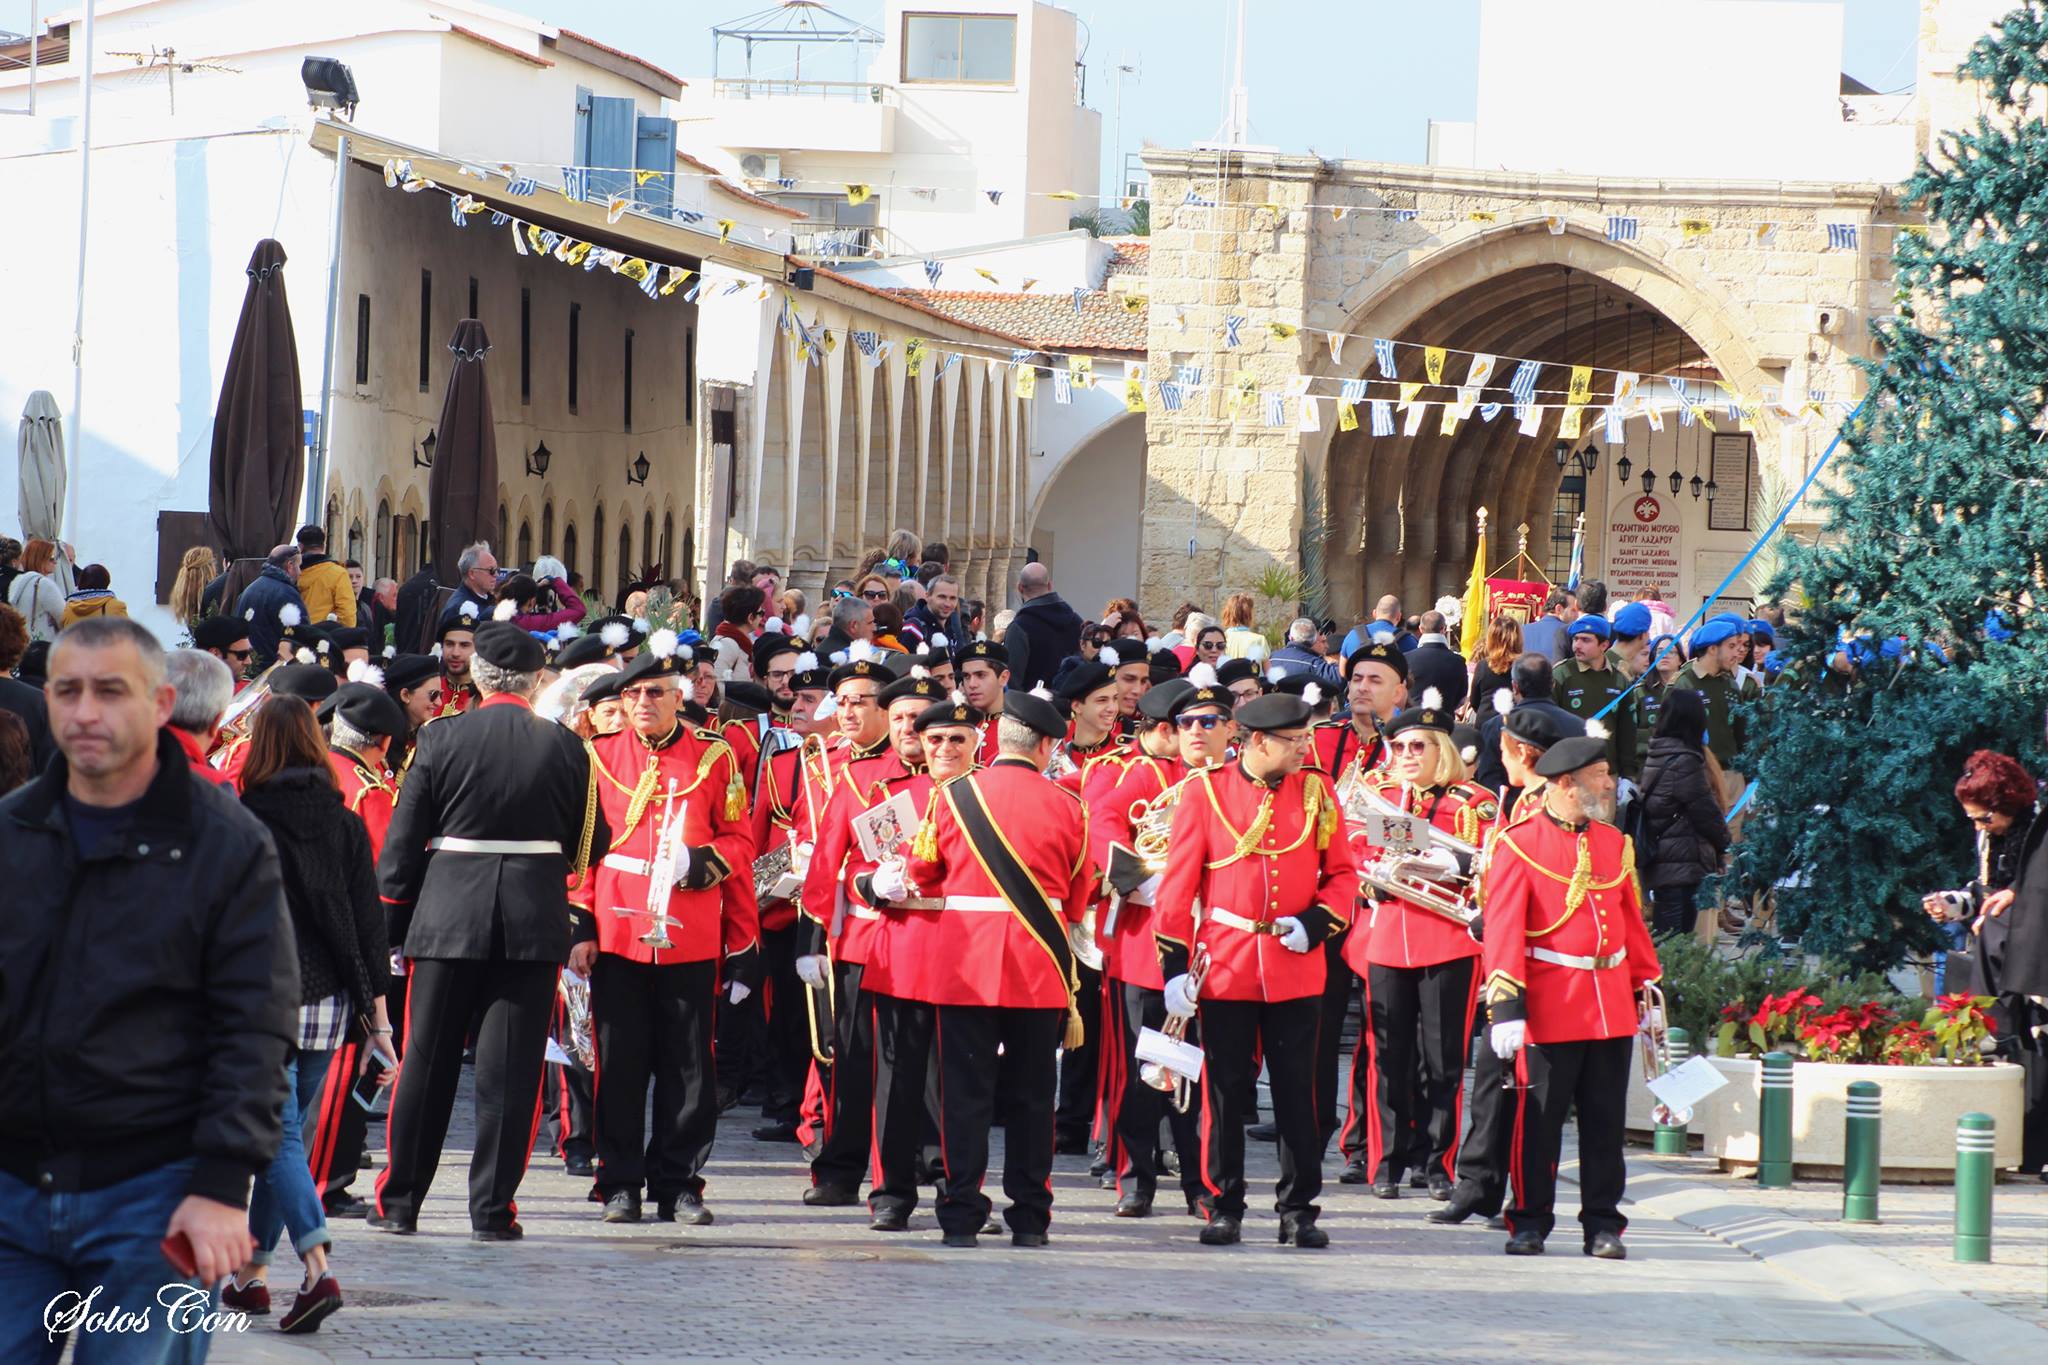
[542,1054,594,1166]
[1450,1010,1519,1214]
[592,955,718,1202]
[758,921,809,1125]
[1104,981,1202,1203]
[934,1004,1061,1237]
[1315,933,1352,1147]
[306,966,409,1206]
[869,992,941,1220]
[1197,995,1321,1222]
[1507,1035,1633,1243]
[375,955,553,1231]
[1054,964,1103,1148]
[1350,957,1478,1184]
[811,960,875,1193]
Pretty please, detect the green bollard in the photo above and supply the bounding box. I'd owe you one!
[1652,1027,1692,1155]
[1953,1112,1994,1263]
[1757,1051,1795,1188]
[1841,1080,1881,1223]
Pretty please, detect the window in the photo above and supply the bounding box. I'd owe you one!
[498,501,508,556]
[347,518,365,567]
[375,498,392,579]
[591,505,605,597]
[516,519,532,568]
[684,326,695,426]
[618,522,633,600]
[1547,476,1585,584]
[902,13,1015,84]
[467,275,478,319]
[661,512,674,582]
[418,270,432,392]
[623,328,635,431]
[541,502,555,557]
[568,302,581,413]
[354,294,370,387]
[519,289,531,404]
[563,522,578,578]
[643,510,655,575]
[681,526,694,590]
[325,495,341,552]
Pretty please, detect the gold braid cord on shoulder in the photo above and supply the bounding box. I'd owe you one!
[569,739,601,890]
[911,785,944,863]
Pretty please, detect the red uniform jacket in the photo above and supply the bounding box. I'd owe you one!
[576,722,759,965]
[1479,808,1660,1043]
[1086,751,1186,988]
[721,716,764,787]
[1153,762,1357,1003]
[434,678,477,718]
[749,740,809,933]
[213,733,252,791]
[1347,775,1497,973]
[899,758,1093,1009]
[329,747,398,861]
[173,726,236,789]
[1053,734,1127,796]
[802,747,926,966]
[794,735,890,943]
[1311,718,1386,781]
[975,713,1004,767]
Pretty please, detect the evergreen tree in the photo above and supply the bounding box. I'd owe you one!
[1731,2,2048,972]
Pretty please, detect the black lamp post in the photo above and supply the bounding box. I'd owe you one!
[1639,466,1656,496]
[1615,451,1633,485]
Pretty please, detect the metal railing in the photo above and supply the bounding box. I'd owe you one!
[788,222,894,260]
[712,78,892,104]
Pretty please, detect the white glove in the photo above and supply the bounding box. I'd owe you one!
[1163,973,1199,1019]
[669,842,695,886]
[1276,916,1311,954]
[1400,848,1462,882]
[870,858,909,903]
[794,955,828,989]
[1490,1019,1527,1060]
[1639,1005,1666,1034]
[727,979,752,1005]
[1132,872,1163,904]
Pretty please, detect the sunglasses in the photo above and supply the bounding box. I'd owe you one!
[1389,738,1431,756]
[619,685,674,702]
[862,589,889,601]
[226,647,254,661]
[924,733,972,747]
[1176,713,1227,731]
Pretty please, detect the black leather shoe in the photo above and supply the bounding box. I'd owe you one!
[751,1120,800,1143]
[1408,1170,1430,1190]
[941,1230,978,1248]
[1585,1231,1627,1260]
[1186,1195,1203,1217]
[1370,1180,1401,1200]
[979,1216,1003,1235]
[1088,1155,1111,1178]
[564,1155,595,1178]
[470,1223,523,1242]
[660,1194,714,1226]
[602,1191,642,1224]
[802,1184,860,1207]
[365,1214,415,1235]
[869,1207,910,1232]
[1011,1230,1049,1248]
[1113,1190,1154,1218]
[1505,1229,1546,1256]
[1425,1197,1482,1225]
[1097,1169,1117,1190]
[1198,1215,1242,1246]
[1279,1218,1329,1249]
[1337,1159,1372,1185]
[799,1139,824,1163]
[323,1194,369,1219]
[1246,1122,1279,1143]
[1428,1173,1455,1201]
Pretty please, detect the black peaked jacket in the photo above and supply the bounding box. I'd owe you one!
[378,693,608,961]
[0,729,298,1208]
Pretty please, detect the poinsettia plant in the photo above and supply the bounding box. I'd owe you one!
[1923,994,1997,1066]
[1881,1020,1937,1066]
[1718,989,1823,1056]
[1796,1002,1895,1064]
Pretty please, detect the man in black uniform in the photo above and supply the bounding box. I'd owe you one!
[371,622,607,1240]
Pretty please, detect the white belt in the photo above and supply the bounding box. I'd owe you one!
[1530,946,1626,971]
[602,852,652,876]
[1208,908,1284,936]
[943,895,1062,915]
[429,837,561,856]
[850,905,882,921]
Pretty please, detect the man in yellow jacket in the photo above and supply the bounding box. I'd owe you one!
[294,524,357,626]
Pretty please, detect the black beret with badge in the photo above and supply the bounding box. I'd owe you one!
[381,653,442,696]
[1169,664,1231,719]
[1137,677,1194,722]
[1387,685,1455,737]
[1054,659,1117,701]
[317,682,409,739]
[270,663,338,702]
[880,669,948,710]
[953,639,1009,670]
[1533,733,1612,778]
[192,616,250,652]
[1001,687,1067,741]
[614,627,690,687]
[915,694,984,732]
[473,620,546,673]
[1345,639,1409,683]
[1234,692,1314,732]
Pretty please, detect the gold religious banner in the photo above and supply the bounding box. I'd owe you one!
[1013,364,1037,399]
[1424,347,1447,386]
[1558,404,1585,440]
[1567,365,1594,406]
[904,337,927,377]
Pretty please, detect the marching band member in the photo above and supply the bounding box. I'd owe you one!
[1338,690,1497,1199]
[1154,692,1358,1248]
[953,640,1010,765]
[874,690,1092,1248]
[1481,732,1661,1259]
[1109,642,1154,740]
[745,637,820,1147]
[433,608,481,717]
[1052,654,1128,787]
[573,633,759,1226]
[863,695,982,1232]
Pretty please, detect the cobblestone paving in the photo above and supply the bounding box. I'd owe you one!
[207,1070,1982,1364]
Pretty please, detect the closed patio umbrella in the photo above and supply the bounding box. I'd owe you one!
[207,239,305,597]
[427,319,499,585]
[16,391,72,594]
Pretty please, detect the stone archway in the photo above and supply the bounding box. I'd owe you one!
[1027,409,1146,619]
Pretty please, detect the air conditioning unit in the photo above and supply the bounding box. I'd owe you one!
[739,152,782,182]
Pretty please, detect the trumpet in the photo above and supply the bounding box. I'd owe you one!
[1139,944,1209,1113]
[1638,980,1688,1125]
[629,778,687,951]
[1344,777,1482,927]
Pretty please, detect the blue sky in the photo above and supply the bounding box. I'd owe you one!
[492,0,1924,185]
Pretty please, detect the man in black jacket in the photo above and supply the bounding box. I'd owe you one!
[0,618,298,1345]
[1004,563,1083,691]
[371,622,609,1240]
[1405,610,1469,715]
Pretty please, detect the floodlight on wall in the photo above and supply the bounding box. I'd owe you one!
[301,57,359,119]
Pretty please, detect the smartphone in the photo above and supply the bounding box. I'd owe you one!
[352,1041,398,1114]
[161,1231,198,1278]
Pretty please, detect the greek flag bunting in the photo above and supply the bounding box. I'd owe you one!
[449,197,469,226]
[1603,406,1625,443]
[1182,187,1216,208]
[489,211,511,227]
[1176,365,1203,389]
[1480,401,1502,422]
[1339,378,1368,404]
[1072,286,1087,316]
[1224,316,1245,347]
[1374,338,1397,378]
[1826,222,1859,250]
[639,266,661,300]
[561,167,587,201]
[923,259,944,285]
[1669,377,1692,425]
[1606,216,1639,243]
[506,176,538,197]
[1508,359,1540,417]
[1159,381,1185,411]
[1263,393,1286,427]
[1053,369,1073,404]
[938,352,959,377]
[672,209,705,225]
[1395,209,1418,223]
[986,189,1003,205]
[777,176,798,190]
[1370,399,1395,436]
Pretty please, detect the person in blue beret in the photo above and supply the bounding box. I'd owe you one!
[1672,618,1748,774]
[1552,615,1637,779]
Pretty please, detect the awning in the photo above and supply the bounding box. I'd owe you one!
[308,122,791,282]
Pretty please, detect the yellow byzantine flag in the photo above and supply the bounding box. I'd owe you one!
[1014,363,1037,399]
[905,337,927,376]
[561,241,593,266]
[1068,354,1094,388]
[635,169,660,186]
[1458,511,1489,658]
[1424,347,1446,386]
[975,267,1001,284]
[660,266,692,296]
[1123,362,1147,412]
[616,258,651,282]
[1559,404,1585,440]
[1468,210,1497,224]
[1439,405,1460,435]
[1398,381,1423,410]
[1232,371,1258,418]
[717,219,736,245]
[1120,293,1147,314]
[1049,189,1081,201]
[846,183,873,206]
[1681,218,1711,240]
[1338,401,1360,431]
[1268,321,1299,340]
[1567,365,1593,406]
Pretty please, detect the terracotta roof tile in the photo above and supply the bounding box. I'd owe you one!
[554,27,685,89]
[886,289,1147,353]
[1105,241,1150,276]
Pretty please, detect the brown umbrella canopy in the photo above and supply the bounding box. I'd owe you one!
[428,319,499,584]
[207,239,305,561]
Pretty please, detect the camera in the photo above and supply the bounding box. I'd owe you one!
[1929,888,1976,922]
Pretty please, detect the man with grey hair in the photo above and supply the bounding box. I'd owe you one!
[235,542,309,664]
[439,541,500,631]
[165,647,238,787]
[817,595,873,661]
[1269,616,1341,686]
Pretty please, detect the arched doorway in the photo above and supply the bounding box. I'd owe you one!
[1028,409,1146,620]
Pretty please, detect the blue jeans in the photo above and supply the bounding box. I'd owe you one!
[0,1157,217,1364]
[1933,921,1970,995]
[247,1050,333,1268]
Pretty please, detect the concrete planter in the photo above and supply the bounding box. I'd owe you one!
[1693,1055,2025,1180]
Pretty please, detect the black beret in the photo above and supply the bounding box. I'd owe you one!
[328,626,372,653]
[317,682,408,739]
[954,639,1009,669]
[1345,640,1408,682]
[1001,689,1066,741]
[580,670,626,706]
[724,680,775,713]
[915,697,983,732]
[681,699,711,727]
[1533,734,1612,778]
[1451,723,1483,759]
[1147,649,1183,684]
[1234,693,1314,732]
[1054,660,1117,701]
[791,654,832,693]
[473,621,545,672]
[1213,657,1265,690]
[437,609,481,642]
[753,631,804,676]
[1387,696,1455,737]
[616,644,688,686]
[1272,671,1330,703]
[828,657,890,691]
[880,672,948,709]
[1170,683,1231,719]
[192,616,250,651]
[381,653,441,695]
[554,633,618,669]
[1502,699,1583,751]
[1095,641,1147,671]
[279,620,329,655]
[1138,677,1194,722]
[270,663,337,702]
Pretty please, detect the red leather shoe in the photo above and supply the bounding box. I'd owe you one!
[219,1279,270,1316]
[278,1274,343,1334]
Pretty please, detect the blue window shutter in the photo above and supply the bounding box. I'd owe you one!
[634,116,676,214]
[586,96,637,203]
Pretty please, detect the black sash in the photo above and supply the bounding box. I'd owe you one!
[947,778,1077,1000]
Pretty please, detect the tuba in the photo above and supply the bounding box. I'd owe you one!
[1131,766,1203,875]
[1345,778,1483,927]
[1044,740,1078,783]
[557,970,597,1069]
[1068,909,1103,972]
